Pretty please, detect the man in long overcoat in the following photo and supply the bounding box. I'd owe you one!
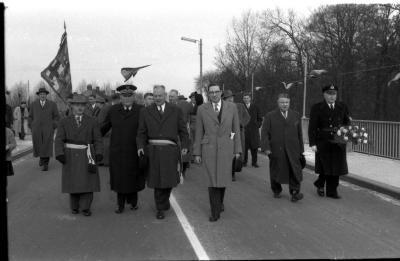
[13,101,29,140]
[101,85,145,213]
[194,84,241,222]
[29,87,60,171]
[222,89,250,181]
[55,94,103,216]
[261,93,304,202]
[96,94,119,166]
[137,85,189,220]
[177,94,194,176]
[308,84,351,199]
[243,93,263,167]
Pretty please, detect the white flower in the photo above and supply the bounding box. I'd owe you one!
[358,139,362,143]
[337,130,342,136]
[342,129,348,134]
[361,127,365,131]
[344,136,349,141]
[353,133,358,138]
[349,126,352,130]
[363,133,368,138]
[363,139,368,144]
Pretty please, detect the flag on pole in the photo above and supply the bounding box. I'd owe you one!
[40,23,72,108]
[121,65,151,82]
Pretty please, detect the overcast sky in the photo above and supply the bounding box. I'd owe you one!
[5,0,383,97]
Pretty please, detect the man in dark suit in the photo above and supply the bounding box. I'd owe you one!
[84,94,100,118]
[100,85,145,213]
[137,85,189,220]
[243,93,263,167]
[308,84,351,199]
[261,93,304,202]
[28,87,60,171]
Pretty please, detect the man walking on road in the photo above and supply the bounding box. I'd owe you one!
[101,85,146,213]
[308,84,351,199]
[243,93,263,168]
[143,92,154,107]
[222,89,250,181]
[194,84,242,222]
[84,94,100,118]
[137,85,189,220]
[55,94,103,216]
[29,87,60,171]
[261,93,305,202]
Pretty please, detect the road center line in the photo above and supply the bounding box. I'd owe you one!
[170,193,210,260]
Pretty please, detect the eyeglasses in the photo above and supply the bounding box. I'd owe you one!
[120,93,133,97]
[209,91,221,95]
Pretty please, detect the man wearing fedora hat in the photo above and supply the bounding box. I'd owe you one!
[29,87,60,171]
[55,94,103,216]
[308,84,351,199]
[84,94,100,118]
[222,89,250,181]
[101,84,145,214]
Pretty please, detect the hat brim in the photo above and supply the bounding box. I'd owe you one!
[36,90,49,95]
[324,90,337,94]
[116,84,137,92]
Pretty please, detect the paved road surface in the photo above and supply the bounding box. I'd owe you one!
[7,154,400,260]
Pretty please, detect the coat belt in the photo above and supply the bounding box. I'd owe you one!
[65,143,88,149]
[148,139,177,146]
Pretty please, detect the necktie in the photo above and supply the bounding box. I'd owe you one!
[214,103,219,113]
[76,116,81,127]
[158,106,163,115]
[283,111,287,119]
[41,101,45,108]
[329,104,334,110]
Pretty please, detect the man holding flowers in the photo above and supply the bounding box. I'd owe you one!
[308,84,351,199]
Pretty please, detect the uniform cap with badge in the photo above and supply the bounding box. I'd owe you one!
[117,84,137,97]
[322,84,338,94]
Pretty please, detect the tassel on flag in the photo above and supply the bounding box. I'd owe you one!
[121,65,151,82]
[40,23,72,109]
[388,72,400,87]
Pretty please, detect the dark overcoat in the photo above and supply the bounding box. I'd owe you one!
[193,101,242,187]
[244,103,263,149]
[55,115,103,193]
[97,104,112,166]
[177,100,193,163]
[136,103,189,189]
[236,103,250,160]
[29,99,60,158]
[101,103,145,193]
[84,104,100,118]
[261,109,304,183]
[308,101,351,176]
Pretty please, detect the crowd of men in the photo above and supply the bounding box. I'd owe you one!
[6,82,350,222]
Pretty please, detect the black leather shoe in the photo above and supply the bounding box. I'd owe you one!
[115,207,124,214]
[273,193,282,198]
[71,209,79,214]
[209,216,219,222]
[252,164,259,168]
[130,205,139,210]
[82,210,92,216]
[156,210,165,219]
[326,194,341,199]
[221,204,225,212]
[39,159,43,166]
[291,192,304,202]
[317,187,325,197]
[42,165,48,171]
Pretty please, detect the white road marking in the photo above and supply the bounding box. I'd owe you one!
[170,194,210,260]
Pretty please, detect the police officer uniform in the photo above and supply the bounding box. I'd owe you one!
[308,84,351,198]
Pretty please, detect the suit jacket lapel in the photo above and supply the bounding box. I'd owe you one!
[160,103,173,125]
[148,103,162,123]
[220,101,228,124]
[77,115,89,134]
[205,102,219,124]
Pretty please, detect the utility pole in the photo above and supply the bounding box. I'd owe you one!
[199,38,203,95]
[302,54,308,119]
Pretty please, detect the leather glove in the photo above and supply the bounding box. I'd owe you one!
[56,155,66,165]
[95,154,103,162]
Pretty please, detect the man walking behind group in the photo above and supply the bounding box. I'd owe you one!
[261,93,304,202]
[13,101,29,140]
[243,93,263,168]
[194,84,241,222]
[29,87,60,171]
[101,85,145,213]
[309,84,351,199]
[137,85,189,220]
[55,94,103,216]
[222,89,250,181]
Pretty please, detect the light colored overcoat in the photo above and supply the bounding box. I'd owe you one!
[193,101,242,187]
[13,106,30,135]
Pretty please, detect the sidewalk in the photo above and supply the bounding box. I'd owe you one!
[303,145,400,200]
[12,134,33,160]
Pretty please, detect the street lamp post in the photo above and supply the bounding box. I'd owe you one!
[181,36,203,94]
[302,54,308,119]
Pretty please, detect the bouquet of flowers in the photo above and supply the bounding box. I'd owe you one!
[334,125,369,145]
